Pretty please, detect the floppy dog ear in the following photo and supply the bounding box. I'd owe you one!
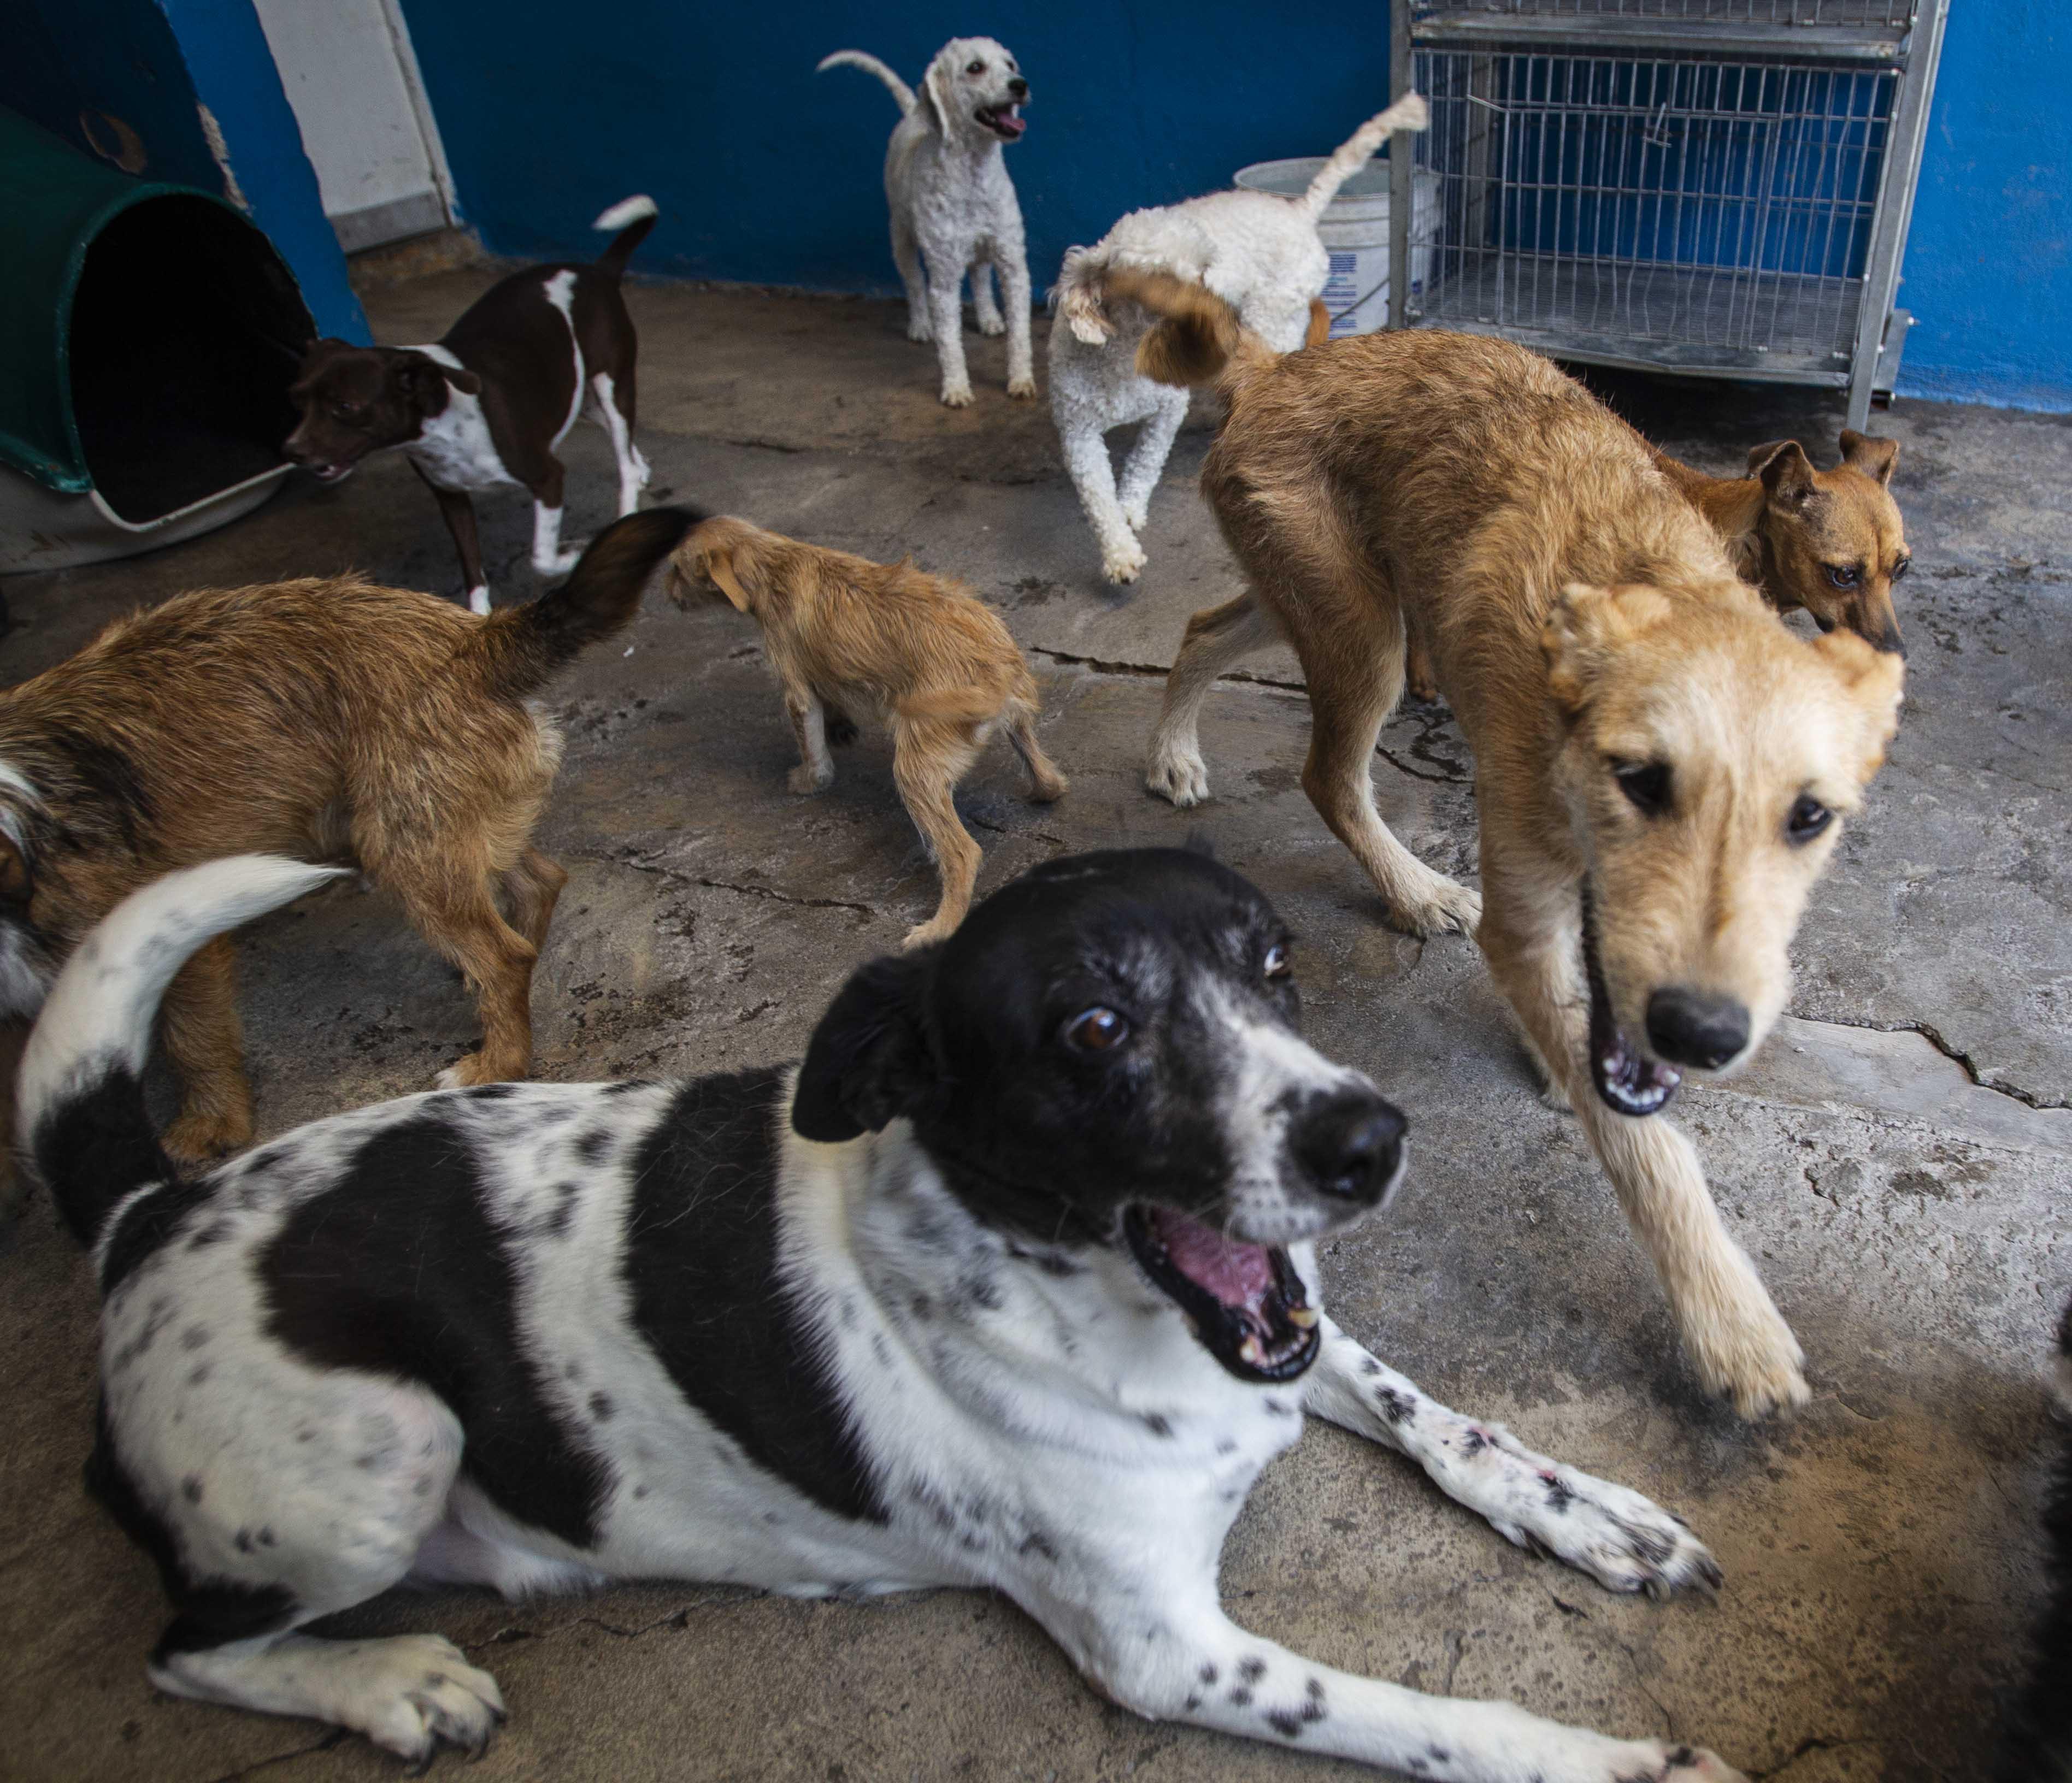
[395,351,482,414]
[1541,582,1672,715]
[699,541,754,613]
[1838,428,1899,488]
[793,949,941,1143]
[921,51,956,134]
[1811,629,1906,782]
[1749,439,1817,509]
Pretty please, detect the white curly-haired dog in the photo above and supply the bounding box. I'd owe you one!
[1049,93,1427,585]
[819,38,1035,409]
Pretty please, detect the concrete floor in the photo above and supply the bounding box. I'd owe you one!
[3,274,2069,1783]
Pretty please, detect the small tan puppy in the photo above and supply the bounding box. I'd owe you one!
[668,517,1067,946]
[1120,271,1904,1418]
[1405,430,1910,701]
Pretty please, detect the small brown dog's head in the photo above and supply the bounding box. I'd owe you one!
[667,517,772,618]
[1543,582,1904,1118]
[284,340,483,483]
[1748,432,1910,655]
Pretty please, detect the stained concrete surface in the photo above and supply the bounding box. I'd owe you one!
[2,275,2068,1783]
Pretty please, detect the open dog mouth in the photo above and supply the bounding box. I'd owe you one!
[298,459,355,485]
[1123,1205,1320,1383]
[1581,886,1681,1118]
[974,103,1026,140]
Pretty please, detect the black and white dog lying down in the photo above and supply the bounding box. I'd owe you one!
[26,848,1746,1781]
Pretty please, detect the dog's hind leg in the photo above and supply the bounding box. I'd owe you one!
[524,458,584,578]
[498,848,568,952]
[1478,887,1808,1418]
[893,213,932,342]
[1303,1316,1722,1597]
[785,687,836,795]
[1146,593,1282,808]
[1004,702,1068,804]
[385,857,542,1088]
[1297,629,1481,937]
[590,371,649,517]
[1021,1577,1745,1782]
[1060,421,1146,585]
[923,246,975,404]
[891,719,984,948]
[158,937,254,1164]
[1115,385,1189,534]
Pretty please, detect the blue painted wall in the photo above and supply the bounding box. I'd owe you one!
[0,0,366,343]
[395,0,2071,411]
[1895,2,2070,410]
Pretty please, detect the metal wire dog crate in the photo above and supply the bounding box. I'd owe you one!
[1385,0,1949,426]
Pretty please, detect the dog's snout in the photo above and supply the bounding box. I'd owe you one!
[1644,988,1750,1071]
[1008,76,1028,98]
[1290,1089,1406,1206]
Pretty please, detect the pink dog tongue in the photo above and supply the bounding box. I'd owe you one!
[1151,1207,1274,1309]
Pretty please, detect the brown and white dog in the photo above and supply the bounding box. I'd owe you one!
[1121,273,1904,1419]
[0,507,696,1209]
[285,198,659,615]
[668,517,1067,946]
[1405,432,1910,701]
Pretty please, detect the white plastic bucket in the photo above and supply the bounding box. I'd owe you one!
[1232,153,1440,337]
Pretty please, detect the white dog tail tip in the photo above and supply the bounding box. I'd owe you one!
[816,50,917,116]
[19,855,345,1264]
[593,194,659,232]
[1300,92,1430,220]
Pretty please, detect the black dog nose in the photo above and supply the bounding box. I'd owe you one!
[1008,77,1028,98]
[1290,1089,1405,1205]
[1645,989,1751,1070]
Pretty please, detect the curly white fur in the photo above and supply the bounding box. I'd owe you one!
[1047,93,1427,584]
[819,39,1035,408]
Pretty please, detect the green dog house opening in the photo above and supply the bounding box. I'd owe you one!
[0,108,315,574]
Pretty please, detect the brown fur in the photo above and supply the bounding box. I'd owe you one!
[667,518,1067,947]
[1123,271,1904,1417]
[1405,429,1909,701]
[0,507,694,1183]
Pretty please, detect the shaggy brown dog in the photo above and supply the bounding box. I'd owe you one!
[1405,429,1910,700]
[1122,271,1904,1418]
[0,507,696,1189]
[668,517,1067,946]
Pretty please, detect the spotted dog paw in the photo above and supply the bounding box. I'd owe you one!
[1481,1442,1723,1599]
[1146,743,1210,809]
[1605,1740,1749,1783]
[348,1636,505,1764]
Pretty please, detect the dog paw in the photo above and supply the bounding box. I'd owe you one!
[466,585,492,617]
[787,764,834,796]
[908,319,934,343]
[1102,539,1147,584]
[1007,374,1038,400]
[1028,770,1069,805]
[350,1636,506,1764]
[436,1053,521,1091]
[1405,670,1441,704]
[1120,499,1151,533]
[163,1109,252,1163]
[1482,1456,1723,1601]
[1146,747,1210,809]
[978,314,1008,338]
[902,914,961,949]
[533,548,584,577]
[1603,1740,1749,1783]
[1391,876,1482,939]
[940,383,975,409]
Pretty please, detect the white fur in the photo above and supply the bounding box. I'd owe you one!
[592,193,657,232]
[404,343,511,493]
[587,371,651,516]
[1048,94,1426,583]
[821,38,1035,406]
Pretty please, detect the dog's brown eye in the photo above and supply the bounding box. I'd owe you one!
[1824,562,1862,590]
[1263,943,1292,980]
[1063,1007,1130,1052]
[966,59,985,74]
[1786,793,1833,845]
[1612,760,1671,816]
[1891,557,1911,582]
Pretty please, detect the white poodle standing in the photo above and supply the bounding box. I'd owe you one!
[819,38,1036,408]
[1049,93,1428,583]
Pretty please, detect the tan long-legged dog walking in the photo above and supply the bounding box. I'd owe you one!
[1121,272,1904,1417]
[668,518,1067,946]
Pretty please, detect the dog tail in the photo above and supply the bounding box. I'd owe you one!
[19,855,344,1259]
[1102,268,1276,395]
[1053,245,1119,346]
[817,50,916,116]
[1298,92,1429,220]
[468,506,703,698]
[592,195,659,278]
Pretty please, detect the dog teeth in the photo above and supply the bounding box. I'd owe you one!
[1286,1306,1319,1329]
[1239,1335,1266,1367]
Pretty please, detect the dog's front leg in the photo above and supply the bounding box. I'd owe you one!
[1058,423,1146,585]
[1478,883,1809,1418]
[998,247,1036,399]
[157,935,255,1162]
[413,465,491,614]
[1304,1318,1722,1597]
[1038,1583,1745,1782]
[972,258,1005,336]
[923,249,975,405]
[785,686,835,795]
[1114,385,1189,533]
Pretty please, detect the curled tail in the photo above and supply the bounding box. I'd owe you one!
[467,506,703,699]
[1100,269,1277,395]
[591,194,659,278]
[817,50,916,115]
[20,856,344,1259]
[1299,92,1429,220]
